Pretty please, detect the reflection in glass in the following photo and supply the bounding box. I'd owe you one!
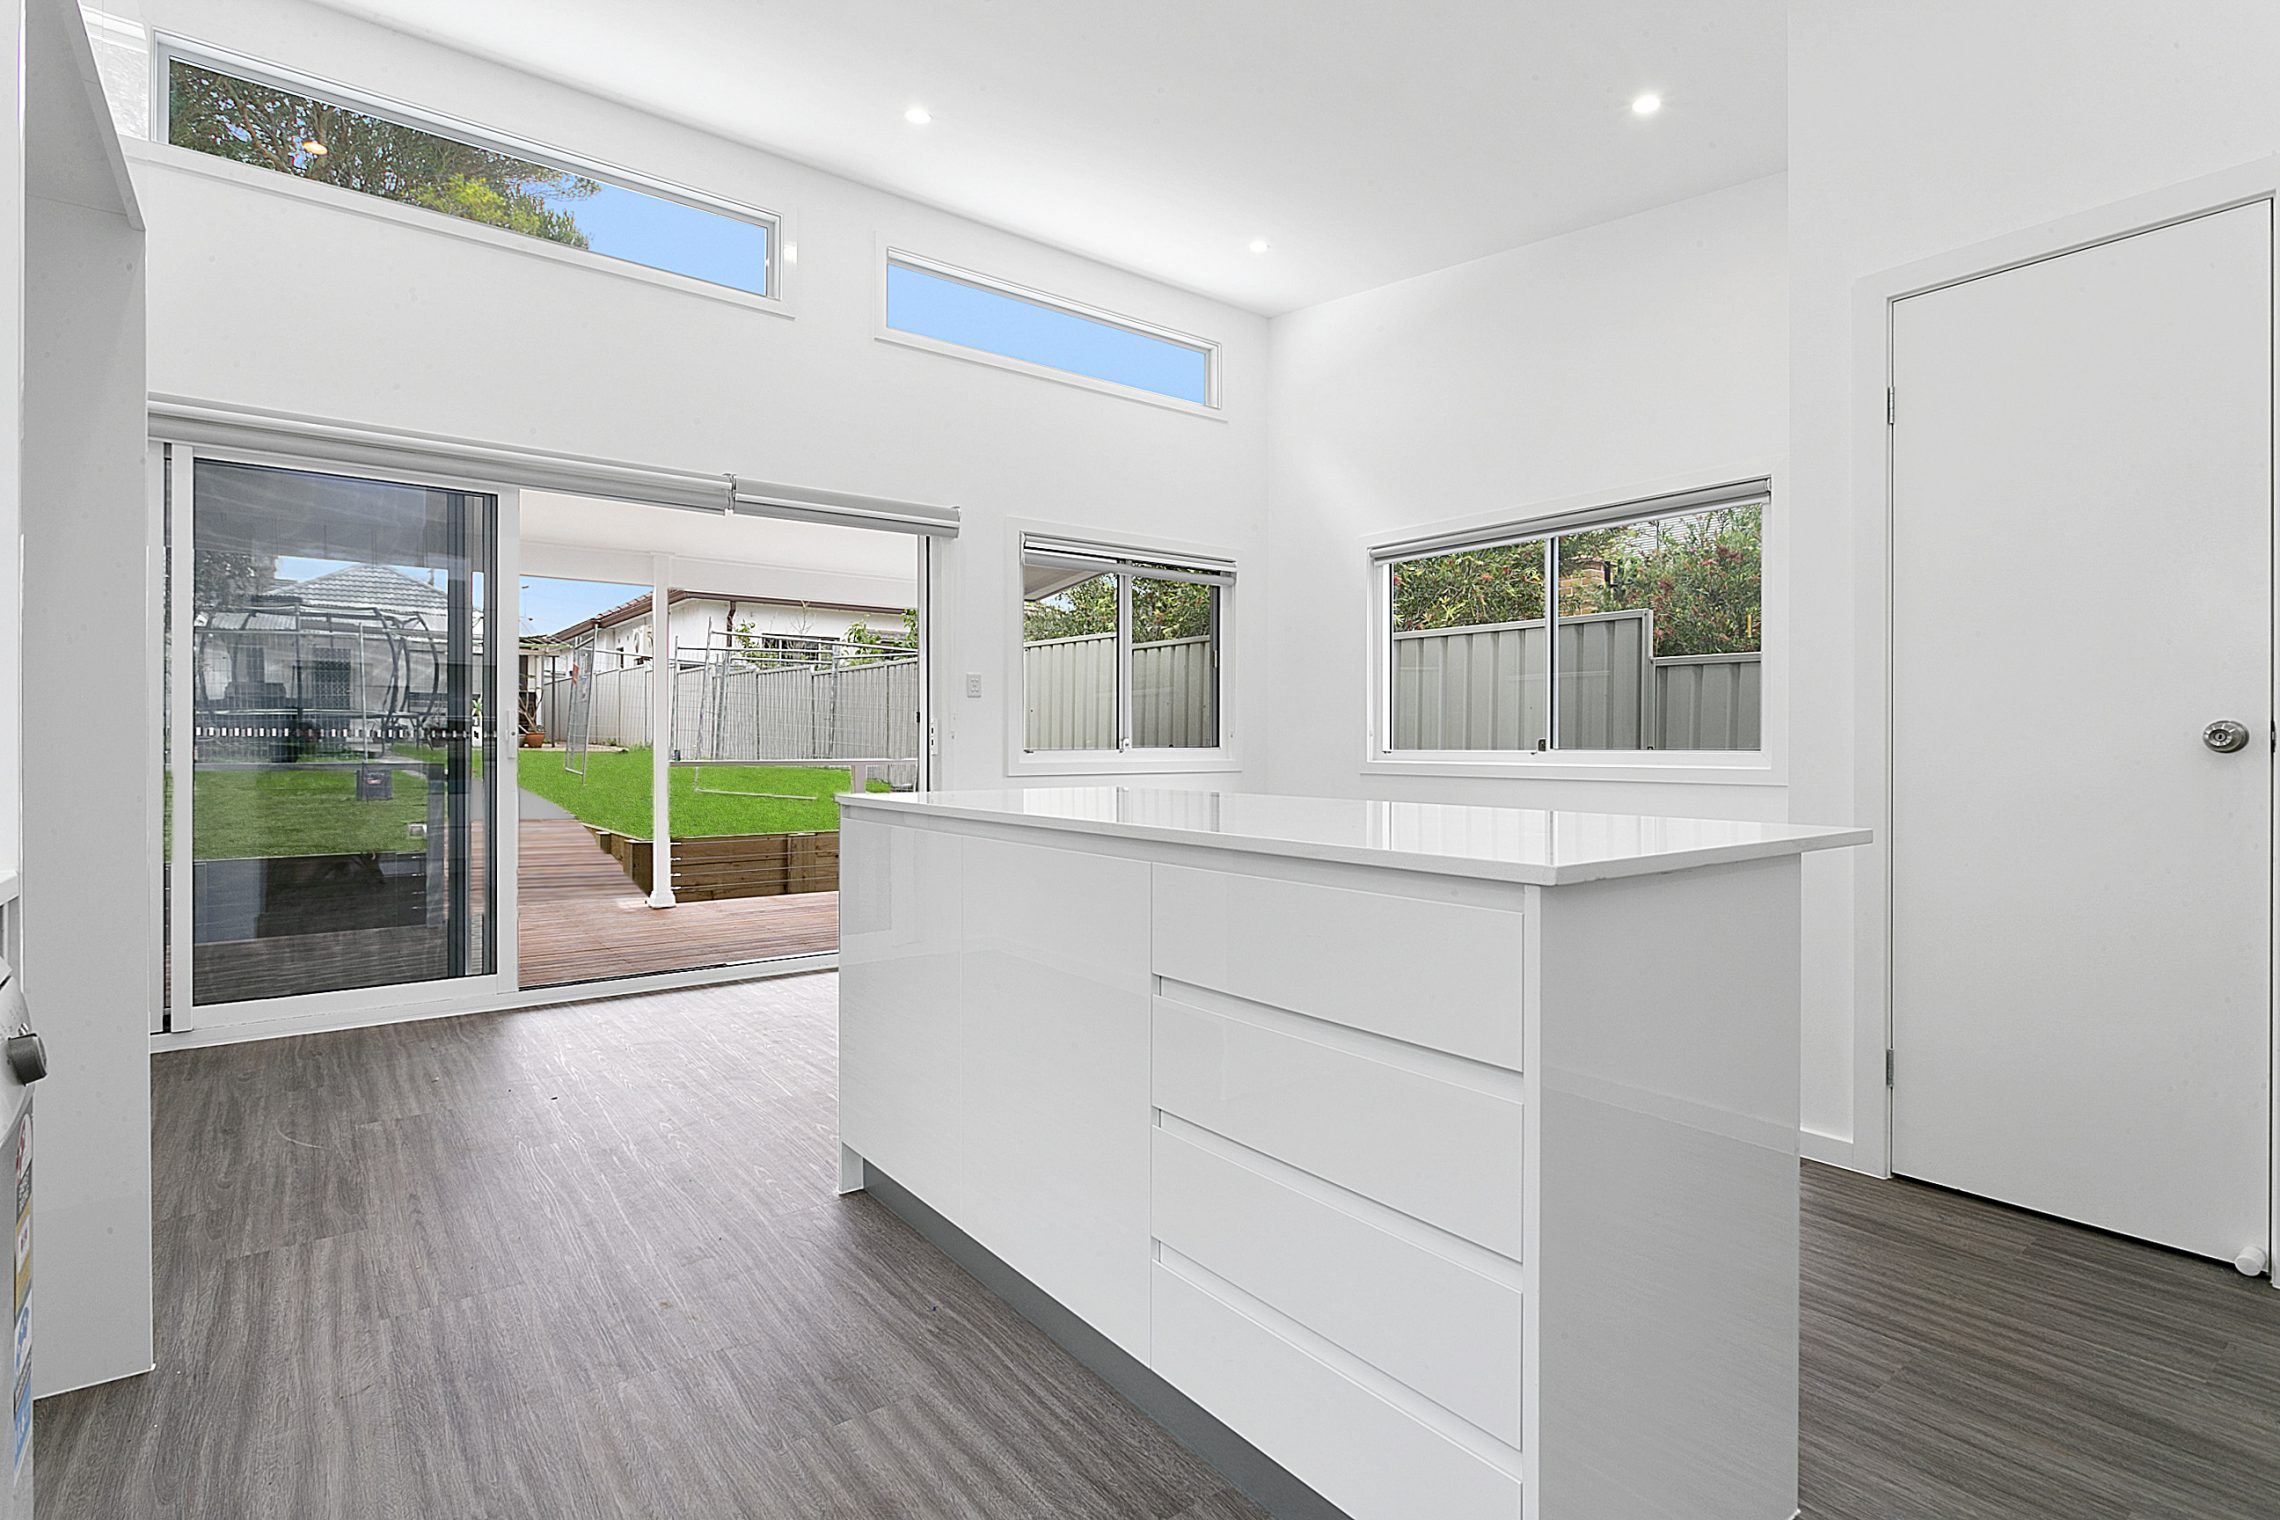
[186,460,494,1003]
[1023,569,1120,752]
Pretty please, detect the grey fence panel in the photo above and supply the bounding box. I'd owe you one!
[1022,633,1217,751]
[1553,614,1647,751]
[1024,633,1118,751]
[1649,655,1761,751]
[1391,612,1760,752]
[1132,636,1215,749]
[536,656,921,786]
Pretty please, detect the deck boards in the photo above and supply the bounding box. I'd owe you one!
[515,816,840,989]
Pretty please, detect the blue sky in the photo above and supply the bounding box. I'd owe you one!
[545,180,770,295]
[887,262,1210,403]
[521,576,648,637]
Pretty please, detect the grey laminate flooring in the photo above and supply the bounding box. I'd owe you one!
[35,975,2280,1518]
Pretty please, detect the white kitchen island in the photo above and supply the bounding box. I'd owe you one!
[837,787,1868,1520]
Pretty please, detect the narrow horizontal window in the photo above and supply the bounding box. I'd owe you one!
[887,254,1216,407]
[1377,481,1766,755]
[164,51,776,297]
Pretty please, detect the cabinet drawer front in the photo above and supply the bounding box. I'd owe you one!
[1152,994,1524,1259]
[1152,1261,1524,1520]
[1152,1125,1524,1446]
[1151,865,1524,1070]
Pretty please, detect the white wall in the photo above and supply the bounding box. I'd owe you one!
[100,0,1271,793]
[1262,173,1788,822]
[1787,0,2280,1168]
[21,0,150,1394]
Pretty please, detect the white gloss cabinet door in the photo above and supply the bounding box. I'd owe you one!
[958,835,1154,1358]
[839,817,967,1213]
[1153,865,1525,1070]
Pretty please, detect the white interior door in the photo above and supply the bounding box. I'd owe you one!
[1891,200,2275,1264]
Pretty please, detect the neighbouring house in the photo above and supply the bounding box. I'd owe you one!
[539,589,905,667]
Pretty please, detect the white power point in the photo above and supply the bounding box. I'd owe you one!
[965,673,983,699]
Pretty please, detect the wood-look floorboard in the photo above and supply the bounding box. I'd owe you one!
[37,974,2280,1518]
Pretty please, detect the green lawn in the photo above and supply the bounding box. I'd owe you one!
[515,747,884,838]
[187,765,436,859]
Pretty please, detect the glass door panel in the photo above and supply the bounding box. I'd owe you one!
[183,459,495,1006]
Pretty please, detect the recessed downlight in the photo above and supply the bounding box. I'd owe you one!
[1631,93,1662,116]
[904,105,933,126]
[1247,238,1271,255]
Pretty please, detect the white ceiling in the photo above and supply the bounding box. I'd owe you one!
[310,0,1786,315]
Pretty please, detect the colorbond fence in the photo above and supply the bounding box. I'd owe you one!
[534,614,1752,771]
[1021,633,1216,751]
[1390,610,1760,752]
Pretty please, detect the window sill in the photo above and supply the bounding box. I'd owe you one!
[123,139,796,319]
[1009,749,1243,778]
[1361,752,1784,787]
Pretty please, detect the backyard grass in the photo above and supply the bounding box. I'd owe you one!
[515,747,885,838]
[186,766,436,859]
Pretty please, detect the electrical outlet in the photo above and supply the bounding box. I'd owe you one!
[965,673,983,699]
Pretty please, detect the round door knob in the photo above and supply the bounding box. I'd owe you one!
[2203,719,2253,754]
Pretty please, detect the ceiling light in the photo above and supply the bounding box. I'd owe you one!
[301,139,328,155]
[1247,238,1271,255]
[1630,93,1662,116]
[903,105,932,126]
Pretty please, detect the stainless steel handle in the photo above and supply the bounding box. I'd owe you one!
[2203,719,2253,754]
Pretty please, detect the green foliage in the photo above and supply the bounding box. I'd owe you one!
[842,609,920,664]
[1560,505,1762,656]
[1389,544,1545,633]
[1390,505,1761,658]
[1024,575,1215,644]
[405,174,591,246]
[169,61,596,249]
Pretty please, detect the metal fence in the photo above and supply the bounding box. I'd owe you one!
[1391,610,1760,752]
[536,656,922,787]
[1021,634,1216,750]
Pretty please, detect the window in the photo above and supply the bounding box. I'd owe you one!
[162,48,777,298]
[886,252,1217,408]
[1375,480,1767,756]
[1021,535,1228,753]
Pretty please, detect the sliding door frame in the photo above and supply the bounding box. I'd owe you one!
[158,440,521,1036]
[153,433,943,1047]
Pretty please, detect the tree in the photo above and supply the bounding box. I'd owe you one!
[169,63,597,248]
[1024,575,1214,644]
[843,609,920,665]
[1559,505,1762,656]
[1389,505,1762,657]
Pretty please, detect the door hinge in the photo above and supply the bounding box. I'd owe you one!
[1885,1048,1895,1087]
[1886,387,1896,427]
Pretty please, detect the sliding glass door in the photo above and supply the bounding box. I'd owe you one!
[170,455,498,1017]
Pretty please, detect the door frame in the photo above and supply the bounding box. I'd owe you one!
[149,429,943,1046]
[1854,159,2280,1275]
[158,441,525,1035]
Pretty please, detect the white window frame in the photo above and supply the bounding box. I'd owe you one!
[149,35,790,313]
[1007,522,1239,775]
[1364,470,1785,786]
[879,247,1223,417]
